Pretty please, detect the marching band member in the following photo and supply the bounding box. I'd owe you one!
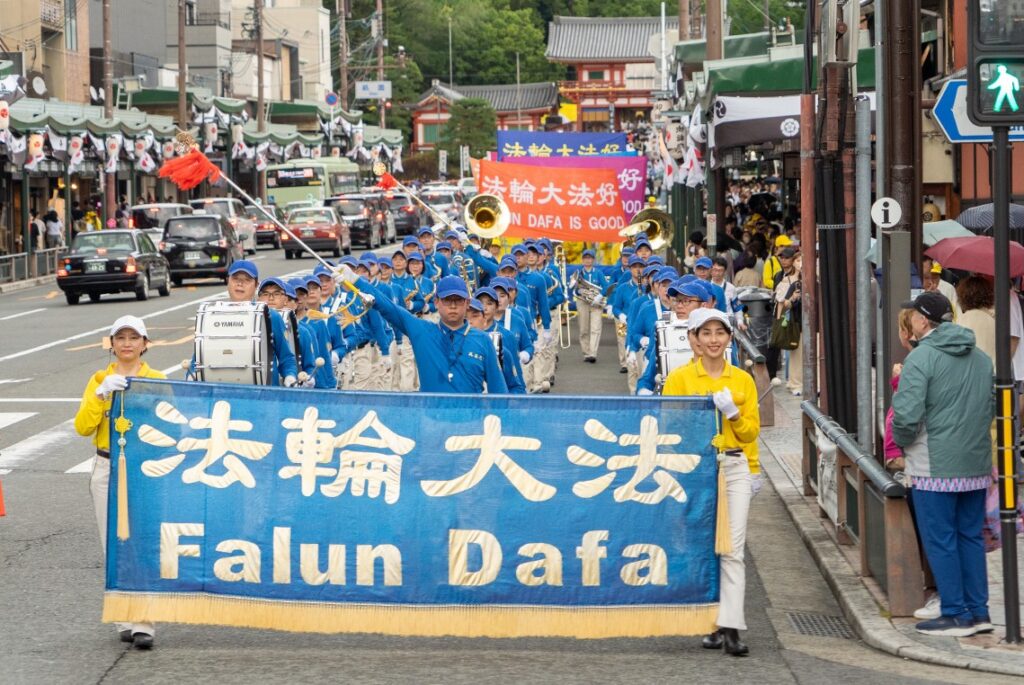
[303,274,348,385]
[417,226,450,282]
[574,248,610,364]
[294,277,341,390]
[388,249,420,391]
[611,254,647,385]
[633,236,654,262]
[661,308,760,657]
[512,244,553,334]
[316,263,343,315]
[491,277,536,365]
[636,280,709,395]
[531,242,561,392]
[76,315,166,649]
[377,256,406,392]
[625,267,675,394]
[402,235,422,258]
[257,278,317,388]
[468,295,526,394]
[357,254,395,391]
[337,268,508,394]
[694,256,727,313]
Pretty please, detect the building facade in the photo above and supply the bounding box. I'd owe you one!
[2,0,90,103]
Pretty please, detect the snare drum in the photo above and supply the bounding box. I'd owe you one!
[194,301,272,384]
[656,318,693,380]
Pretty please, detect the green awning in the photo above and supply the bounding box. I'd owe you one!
[361,125,403,146]
[128,88,247,115]
[242,120,323,146]
[707,46,875,95]
[0,60,15,78]
[9,98,177,137]
[675,31,802,65]
[268,99,362,124]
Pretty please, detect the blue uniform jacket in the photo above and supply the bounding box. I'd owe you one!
[611,279,643,319]
[487,322,526,394]
[499,307,535,360]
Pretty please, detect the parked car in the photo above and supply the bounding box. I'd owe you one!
[189,197,257,255]
[160,214,245,285]
[385,192,423,237]
[419,187,463,223]
[57,229,171,305]
[325,194,388,249]
[281,207,351,259]
[129,203,192,231]
[244,204,285,249]
[457,178,478,199]
[361,191,397,243]
[283,199,320,216]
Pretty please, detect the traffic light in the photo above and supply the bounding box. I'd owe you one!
[968,1,1024,125]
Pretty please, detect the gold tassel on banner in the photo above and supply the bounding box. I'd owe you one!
[715,454,732,556]
[114,393,133,541]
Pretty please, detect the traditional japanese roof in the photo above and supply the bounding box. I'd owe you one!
[546,15,680,62]
[9,98,177,137]
[362,125,404,146]
[417,82,558,113]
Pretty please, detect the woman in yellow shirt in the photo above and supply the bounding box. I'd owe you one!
[75,315,166,650]
[662,308,760,657]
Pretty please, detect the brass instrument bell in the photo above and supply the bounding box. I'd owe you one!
[619,208,673,251]
[463,194,511,239]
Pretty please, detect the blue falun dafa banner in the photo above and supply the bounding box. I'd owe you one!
[496,131,633,161]
[102,379,721,638]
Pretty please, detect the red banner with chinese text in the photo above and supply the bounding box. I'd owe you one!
[478,160,628,243]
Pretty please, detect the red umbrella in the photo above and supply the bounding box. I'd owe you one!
[924,236,1024,277]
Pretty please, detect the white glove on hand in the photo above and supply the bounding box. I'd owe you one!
[361,293,376,307]
[618,313,628,325]
[640,336,650,349]
[750,473,765,497]
[95,373,128,398]
[283,375,297,388]
[519,350,531,365]
[627,350,637,365]
[459,232,471,248]
[331,350,340,366]
[654,373,663,386]
[380,356,393,370]
[300,375,316,388]
[637,388,654,396]
[593,295,604,306]
[335,264,358,285]
[604,305,613,317]
[713,387,740,420]
[542,328,554,346]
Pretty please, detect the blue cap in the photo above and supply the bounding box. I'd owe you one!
[582,249,596,258]
[492,277,516,292]
[407,251,424,262]
[435,275,469,300]
[679,273,697,284]
[340,255,359,267]
[468,298,485,313]
[539,238,553,249]
[475,286,499,303]
[360,252,378,264]
[303,274,321,290]
[288,277,308,293]
[437,242,452,252]
[648,255,665,266]
[654,267,678,284]
[444,230,460,240]
[228,260,258,280]
[417,226,434,237]
[392,249,407,260]
[258,276,287,294]
[621,247,635,256]
[668,280,709,301]
[641,264,661,278]
[634,236,651,247]
[628,255,645,267]
[694,256,713,269]
[313,264,333,277]
[527,242,542,253]
[498,257,518,271]
[692,279,716,300]
[511,244,527,255]
[403,236,421,247]
[378,256,393,268]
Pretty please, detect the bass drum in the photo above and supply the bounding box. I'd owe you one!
[656,318,693,383]
[194,301,272,385]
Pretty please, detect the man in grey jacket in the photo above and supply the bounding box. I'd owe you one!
[892,291,994,637]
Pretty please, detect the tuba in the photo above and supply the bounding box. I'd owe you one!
[619,208,674,251]
[570,271,604,307]
[464,194,511,239]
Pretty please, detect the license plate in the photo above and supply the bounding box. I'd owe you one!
[85,262,105,273]
[301,229,315,237]
[184,251,203,261]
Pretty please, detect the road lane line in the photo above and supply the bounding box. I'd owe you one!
[0,379,32,385]
[0,418,78,471]
[0,398,81,403]
[65,457,95,474]
[0,412,36,430]
[0,308,46,321]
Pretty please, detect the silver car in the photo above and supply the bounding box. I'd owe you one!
[189,198,257,255]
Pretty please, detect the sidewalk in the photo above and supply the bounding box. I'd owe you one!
[0,275,55,294]
[760,389,1024,677]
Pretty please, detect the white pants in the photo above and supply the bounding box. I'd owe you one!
[371,343,393,391]
[536,326,557,385]
[616,326,627,368]
[394,338,418,391]
[627,348,646,395]
[344,346,376,390]
[577,303,604,358]
[718,456,752,631]
[90,455,155,637]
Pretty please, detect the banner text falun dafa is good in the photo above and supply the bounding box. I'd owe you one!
[102,380,722,638]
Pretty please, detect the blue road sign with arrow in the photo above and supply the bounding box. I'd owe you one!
[933,79,1024,143]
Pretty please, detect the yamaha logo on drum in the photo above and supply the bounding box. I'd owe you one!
[213,320,245,328]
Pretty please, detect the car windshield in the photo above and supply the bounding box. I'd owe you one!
[72,232,135,254]
[290,209,335,224]
[131,206,186,229]
[422,192,456,206]
[192,200,233,217]
[328,199,365,217]
[245,206,277,221]
[165,218,221,240]
[387,195,412,209]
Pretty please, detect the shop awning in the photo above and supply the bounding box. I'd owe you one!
[268,99,362,124]
[128,87,248,115]
[675,31,802,66]
[361,125,404,146]
[9,98,177,138]
[241,120,324,146]
[707,46,876,95]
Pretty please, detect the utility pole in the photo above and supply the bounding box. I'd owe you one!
[376,0,385,127]
[337,0,349,111]
[255,0,265,198]
[706,0,723,61]
[177,0,187,202]
[102,0,115,225]
[678,0,689,40]
[764,0,771,32]
[447,13,454,88]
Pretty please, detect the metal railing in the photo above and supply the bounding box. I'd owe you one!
[40,0,64,31]
[0,247,67,285]
[189,12,230,29]
[734,327,774,426]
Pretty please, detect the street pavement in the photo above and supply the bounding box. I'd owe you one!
[0,250,1006,684]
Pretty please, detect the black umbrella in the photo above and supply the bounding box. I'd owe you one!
[957,203,1024,234]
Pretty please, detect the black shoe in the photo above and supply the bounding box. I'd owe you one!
[701,630,723,649]
[619,366,627,373]
[132,632,154,650]
[722,628,748,656]
[119,629,133,643]
[585,356,596,363]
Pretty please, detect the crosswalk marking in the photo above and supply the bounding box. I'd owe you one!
[0,412,36,431]
[65,457,95,474]
[0,418,78,472]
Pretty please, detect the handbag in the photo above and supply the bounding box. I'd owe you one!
[770,311,801,350]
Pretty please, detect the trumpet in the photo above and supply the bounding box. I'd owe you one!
[464,194,511,239]
[619,208,674,251]
[553,243,572,349]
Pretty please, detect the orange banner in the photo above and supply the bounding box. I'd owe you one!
[478,160,628,242]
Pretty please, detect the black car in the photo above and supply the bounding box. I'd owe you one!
[57,229,171,305]
[325,194,388,249]
[160,215,245,285]
[385,192,422,236]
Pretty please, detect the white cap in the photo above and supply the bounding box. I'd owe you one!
[110,315,148,338]
[688,308,733,333]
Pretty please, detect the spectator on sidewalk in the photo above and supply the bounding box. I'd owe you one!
[732,252,762,289]
[44,209,64,248]
[892,291,994,637]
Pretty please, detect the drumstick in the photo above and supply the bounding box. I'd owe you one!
[297,371,309,384]
[158,134,362,296]
[315,357,325,368]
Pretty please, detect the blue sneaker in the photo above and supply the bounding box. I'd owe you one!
[973,615,995,634]
[915,616,977,637]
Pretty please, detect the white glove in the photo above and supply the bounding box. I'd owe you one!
[542,328,554,346]
[593,295,604,306]
[95,373,128,398]
[519,350,531,364]
[713,387,740,420]
[618,313,628,325]
[380,355,393,370]
[654,373,663,386]
[283,375,297,388]
[300,375,316,388]
[335,264,358,285]
[750,473,765,497]
[459,232,471,248]
[604,305,613,316]
[627,350,637,365]
[361,293,376,307]
[637,388,654,396]
[421,303,430,314]
[331,350,340,366]
[640,336,650,349]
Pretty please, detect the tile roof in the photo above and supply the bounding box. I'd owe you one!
[418,81,558,113]
[546,15,680,62]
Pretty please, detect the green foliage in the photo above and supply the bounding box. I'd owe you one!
[727,0,805,35]
[440,98,497,159]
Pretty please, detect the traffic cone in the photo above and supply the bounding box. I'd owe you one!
[0,479,6,517]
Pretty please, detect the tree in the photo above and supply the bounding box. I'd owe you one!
[728,0,805,35]
[452,7,564,85]
[440,98,497,162]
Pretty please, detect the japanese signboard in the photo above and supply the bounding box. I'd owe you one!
[478,160,629,242]
[354,81,392,100]
[510,155,648,219]
[102,380,721,638]
[495,131,632,161]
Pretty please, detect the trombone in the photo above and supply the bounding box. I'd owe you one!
[553,242,572,349]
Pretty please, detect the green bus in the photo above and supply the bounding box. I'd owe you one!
[263,158,362,209]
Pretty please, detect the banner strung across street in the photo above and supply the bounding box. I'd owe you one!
[510,155,648,219]
[496,131,631,160]
[478,160,628,242]
[102,380,723,638]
